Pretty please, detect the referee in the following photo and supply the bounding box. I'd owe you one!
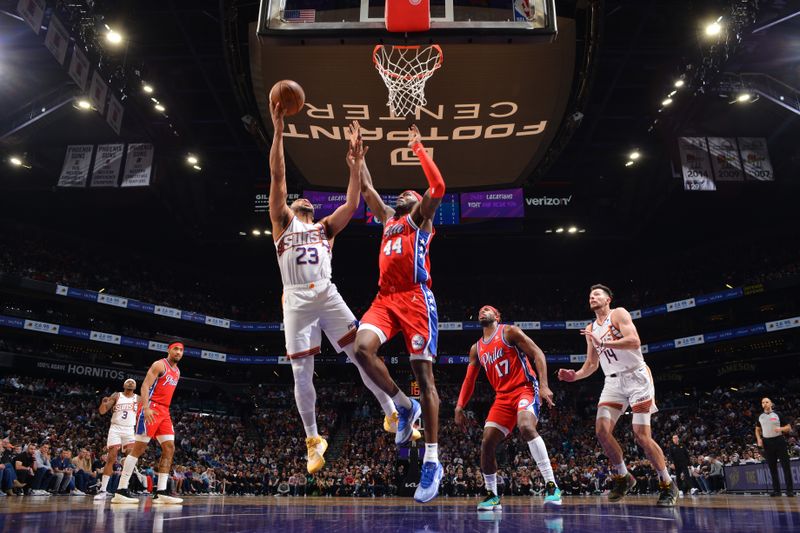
[755,397,795,497]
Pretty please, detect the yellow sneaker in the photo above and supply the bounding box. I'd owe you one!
[383,412,422,441]
[305,436,328,474]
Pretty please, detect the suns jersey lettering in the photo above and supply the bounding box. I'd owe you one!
[149,359,180,407]
[591,313,645,376]
[378,215,434,291]
[274,217,333,286]
[110,393,138,427]
[475,325,537,394]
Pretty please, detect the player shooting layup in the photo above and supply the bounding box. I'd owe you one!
[269,102,419,475]
[558,284,678,507]
[351,122,447,503]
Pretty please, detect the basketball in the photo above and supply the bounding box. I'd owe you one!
[270,80,305,116]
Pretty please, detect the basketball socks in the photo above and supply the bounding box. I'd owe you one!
[614,462,629,477]
[344,346,397,417]
[100,475,110,492]
[118,456,138,490]
[658,468,671,483]
[291,357,319,437]
[423,443,439,463]
[483,473,498,495]
[527,436,556,485]
[157,473,168,492]
[392,390,413,410]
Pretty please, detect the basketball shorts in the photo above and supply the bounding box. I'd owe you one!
[485,383,540,437]
[106,424,135,448]
[358,283,439,362]
[135,402,174,441]
[282,279,359,359]
[597,365,658,425]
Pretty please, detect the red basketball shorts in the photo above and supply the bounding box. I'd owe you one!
[485,385,540,437]
[359,284,439,362]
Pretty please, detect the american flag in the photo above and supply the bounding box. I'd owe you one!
[283,9,316,22]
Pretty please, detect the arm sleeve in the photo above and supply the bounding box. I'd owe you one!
[411,142,445,198]
[457,363,480,409]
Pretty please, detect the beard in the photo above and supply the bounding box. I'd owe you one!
[295,205,314,215]
[479,318,495,327]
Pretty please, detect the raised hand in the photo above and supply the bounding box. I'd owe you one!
[270,100,285,132]
[407,124,422,147]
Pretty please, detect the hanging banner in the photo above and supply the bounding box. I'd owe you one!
[17,0,45,35]
[677,137,715,191]
[707,137,744,182]
[121,143,154,187]
[107,95,124,135]
[738,137,774,181]
[68,47,91,91]
[44,15,70,65]
[58,145,94,187]
[89,71,109,114]
[90,144,124,187]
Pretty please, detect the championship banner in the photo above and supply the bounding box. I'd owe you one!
[57,145,94,187]
[68,47,91,91]
[106,95,124,135]
[90,143,124,187]
[89,71,109,114]
[737,137,774,181]
[677,137,715,191]
[44,15,70,65]
[121,143,154,187]
[707,137,743,182]
[17,0,45,34]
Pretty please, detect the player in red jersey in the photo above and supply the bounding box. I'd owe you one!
[455,306,560,510]
[351,123,446,503]
[112,342,183,505]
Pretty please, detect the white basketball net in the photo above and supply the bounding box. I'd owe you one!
[372,45,443,117]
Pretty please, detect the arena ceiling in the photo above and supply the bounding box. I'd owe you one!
[0,0,797,248]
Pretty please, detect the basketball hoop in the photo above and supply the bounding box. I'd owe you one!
[372,45,443,118]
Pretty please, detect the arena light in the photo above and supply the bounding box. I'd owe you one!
[625,161,634,167]
[736,92,752,103]
[568,226,577,234]
[730,387,738,392]
[545,229,553,234]
[264,229,272,235]
[238,231,247,236]
[674,79,685,88]
[668,90,677,98]
[252,229,262,236]
[154,103,166,112]
[9,156,23,166]
[192,165,202,171]
[629,150,641,160]
[579,229,586,233]
[725,283,733,289]
[705,18,722,37]
[105,28,123,45]
[74,98,93,111]
[555,227,564,234]
[661,98,673,106]
[143,84,154,94]
[186,155,199,165]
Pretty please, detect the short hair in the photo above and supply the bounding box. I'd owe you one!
[590,284,613,298]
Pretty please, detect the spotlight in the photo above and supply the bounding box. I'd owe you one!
[625,161,634,167]
[555,227,564,234]
[568,227,577,234]
[264,229,272,235]
[239,231,247,236]
[668,90,677,97]
[579,229,586,233]
[674,79,685,88]
[705,19,722,36]
[10,157,23,166]
[186,155,198,165]
[545,229,553,234]
[629,150,641,160]
[106,29,123,45]
[192,165,202,171]
[662,98,673,106]
[736,93,752,103]
[252,229,262,236]
[143,84,154,94]
[75,99,92,110]
[154,104,165,112]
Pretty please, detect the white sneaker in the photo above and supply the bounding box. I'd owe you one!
[152,492,183,504]
[71,489,86,496]
[94,491,109,500]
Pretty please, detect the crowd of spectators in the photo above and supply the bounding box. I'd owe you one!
[2,372,797,499]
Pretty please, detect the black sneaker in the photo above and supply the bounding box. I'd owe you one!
[787,491,796,497]
[608,473,637,502]
[770,492,781,497]
[657,481,678,507]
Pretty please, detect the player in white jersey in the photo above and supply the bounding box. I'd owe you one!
[269,101,419,475]
[95,378,139,500]
[558,284,678,507]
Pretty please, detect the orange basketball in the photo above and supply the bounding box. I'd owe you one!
[269,80,305,116]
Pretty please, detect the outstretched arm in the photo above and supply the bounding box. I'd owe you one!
[352,121,394,224]
[322,122,364,238]
[408,125,445,224]
[268,101,293,237]
[505,326,554,407]
[455,344,480,430]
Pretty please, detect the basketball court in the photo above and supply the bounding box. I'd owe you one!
[3,495,800,532]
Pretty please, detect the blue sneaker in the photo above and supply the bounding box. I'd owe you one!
[395,398,422,445]
[414,461,443,503]
[477,491,502,511]
[543,481,562,506]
